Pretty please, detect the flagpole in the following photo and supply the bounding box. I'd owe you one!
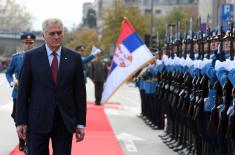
[102,57,156,103]
[101,18,155,103]
[150,0,154,47]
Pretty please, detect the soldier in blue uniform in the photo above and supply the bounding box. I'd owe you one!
[5,32,36,152]
[224,27,235,155]
[75,44,101,83]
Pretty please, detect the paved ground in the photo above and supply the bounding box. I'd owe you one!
[0,73,177,155]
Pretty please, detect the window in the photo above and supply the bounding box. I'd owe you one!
[145,9,151,13]
[144,0,150,6]
[155,9,161,14]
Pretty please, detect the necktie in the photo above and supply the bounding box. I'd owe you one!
[51,52,58,83]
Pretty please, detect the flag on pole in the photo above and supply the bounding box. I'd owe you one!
[101,17,155,103]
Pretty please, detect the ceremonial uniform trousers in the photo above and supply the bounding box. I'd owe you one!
[5,51,25,122]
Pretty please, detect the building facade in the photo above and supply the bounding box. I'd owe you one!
[0,32,44,56]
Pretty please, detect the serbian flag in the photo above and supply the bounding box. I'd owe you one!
[101,17,155,103]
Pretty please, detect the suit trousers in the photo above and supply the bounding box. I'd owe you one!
[27,106,73,155]
[94,81,104,105]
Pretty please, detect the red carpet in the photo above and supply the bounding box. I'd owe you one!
[10,101,124,155]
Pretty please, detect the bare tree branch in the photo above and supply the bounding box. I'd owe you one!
[0,0,32,31]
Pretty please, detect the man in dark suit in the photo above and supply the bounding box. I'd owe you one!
[16,18,87,155]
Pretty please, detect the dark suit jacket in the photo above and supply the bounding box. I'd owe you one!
[16,44,86,134]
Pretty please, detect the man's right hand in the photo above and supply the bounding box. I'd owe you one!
[16,125,27,140]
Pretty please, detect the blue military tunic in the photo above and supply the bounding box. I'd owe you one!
[5,51,25,99]
[82,54,95,83]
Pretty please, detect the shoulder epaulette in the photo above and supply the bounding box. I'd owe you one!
[12,51,24,57]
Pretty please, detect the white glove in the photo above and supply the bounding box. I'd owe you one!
[175,57,180,66]
[193,60,198,68]
[91,46,101,56]
[225,60,235,71]
[163,57,168,65]
[186,57,193,67]
[169,58,174,65]
[180,58,186,67]
[156,60,162,66]
[215,60,224,71]
[172,58,177,65]
[224,59,231,71]
[162,54,168,62]
[164,58,169,66]
[197,60,203,69]
[231,61,235,70]
[201,58,212,68]
[10,81,14,87]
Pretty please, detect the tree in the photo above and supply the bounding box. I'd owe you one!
[100,1,149,55]
[66,27,99,56]
[0,0,32,31]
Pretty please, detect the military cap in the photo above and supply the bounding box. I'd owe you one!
[75,44,86,51]
[223,30,230,39]
[20,32,36,43]
[209,31,218,40]
[193,32,200,42]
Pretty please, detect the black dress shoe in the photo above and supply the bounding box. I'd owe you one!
[158,133,168,138]
[19,140,25,151]
[24,145,28,155]
[173,144,186,152]
[137,114,143,118]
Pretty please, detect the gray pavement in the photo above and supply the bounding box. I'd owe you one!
[0,73,18,155]
[0,73,177,155]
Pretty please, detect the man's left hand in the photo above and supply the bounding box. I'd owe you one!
[16,125,27,140]
[75,128,85,142]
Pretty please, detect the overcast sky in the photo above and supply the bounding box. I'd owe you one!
[20,0,94,31]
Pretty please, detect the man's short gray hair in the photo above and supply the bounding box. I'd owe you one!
[42,18,64,33]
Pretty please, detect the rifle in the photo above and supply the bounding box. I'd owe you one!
[133,64,154,82]
[189,17,194,60]
[226,88,235,139]
[217,80,232,136]
[226,22,235,139]
[181,72,192,115]
[180,18,193,114]
[171,21,182,107]
[194,74,208,120]
[159,69,167,100]
[208,80,222,130]
[177,19,187,111]
[187,75,197,118]
[205,14,211,59]
[177,72,187,110]
[193,29,209,120]
[192,75,203,120]
[176,20,181,57]
[229,22,234,60]
[217,25,232,136]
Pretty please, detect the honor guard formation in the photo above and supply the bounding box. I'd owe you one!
[133,18,235,155]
